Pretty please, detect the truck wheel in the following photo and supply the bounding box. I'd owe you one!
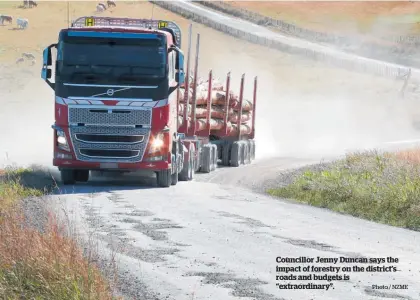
[179,145,194,181]
[200,145,212,173]
[249,140,255,160]
[75,170,90,182]
[171,170,179,185]
[230,142,242,167]
[61,169,76,185]
[157,169,171,187]
[222,143,230,166]
[241,142,249,165]
[171,141,179,185]
[210,145,216,171]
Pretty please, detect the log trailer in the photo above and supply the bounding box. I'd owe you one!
[41,16,257,187]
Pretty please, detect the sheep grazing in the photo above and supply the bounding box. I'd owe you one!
[16,18,29,29]
[96,3,106,12]
[107,0,116,8]
[0,15,13,25]
[22,52,36,60]
[28,0,37,8]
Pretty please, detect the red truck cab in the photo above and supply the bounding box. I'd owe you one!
[41,17,185,186]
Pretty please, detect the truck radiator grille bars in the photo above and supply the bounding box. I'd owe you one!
[68,110,151,163]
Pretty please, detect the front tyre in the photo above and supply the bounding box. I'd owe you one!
[61,169,76,185]
[75,170,89,182]
[157,169,171,187]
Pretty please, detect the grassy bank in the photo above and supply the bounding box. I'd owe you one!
[268,150,420,231]
[0,167,118,299]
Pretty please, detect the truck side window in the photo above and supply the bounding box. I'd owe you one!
[168,51,176,82]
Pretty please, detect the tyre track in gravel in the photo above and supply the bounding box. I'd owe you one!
[2,2,420,299]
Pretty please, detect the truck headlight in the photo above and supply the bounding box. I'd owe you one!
[57,130,70,152]
[149,133,164,153]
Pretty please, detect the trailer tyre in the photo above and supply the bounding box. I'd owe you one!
[61,169,76,185]
[179,144,194,181]
[171,170,179,185]
[157,169,171,187]
[213,145,218,169]
[210,145,217,171]
[200,145,212,173]
[249,140,255,160]
[230,142,241,167]
[241,142,249,165]
[222,144,230,166]
[75,170,89,182]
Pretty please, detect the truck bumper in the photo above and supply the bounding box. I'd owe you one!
[53,158,171,172]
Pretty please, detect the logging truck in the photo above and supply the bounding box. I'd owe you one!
[41,16,257,187]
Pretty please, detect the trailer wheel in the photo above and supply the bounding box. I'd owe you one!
[171,170,179,185]
[241,142,249,165]
[230,142,242,167]
[75,170,89,182]
[61,169,76,185]
[222,143,230,166]
[157,169,171,187]
[213,145,219,169]
[171,141,180,185]
[249,140,255,160]
[179,144,194,181]
[200,145,212,173]
[210,145,217,171]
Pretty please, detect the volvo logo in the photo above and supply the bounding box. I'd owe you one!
[106,89,115,96]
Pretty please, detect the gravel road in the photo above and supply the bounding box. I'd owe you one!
[2,3,420,300]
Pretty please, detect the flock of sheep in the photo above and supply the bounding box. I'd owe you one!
[97,1,117,12]
[0,0,37,29]
[2,0,117,66]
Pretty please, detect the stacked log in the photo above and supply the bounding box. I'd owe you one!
[178,77,253,136]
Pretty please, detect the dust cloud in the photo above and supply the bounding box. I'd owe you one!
[0,67,54,169]
[1,8,418,170]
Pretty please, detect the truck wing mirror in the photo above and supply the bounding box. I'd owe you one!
[175,70,185,85]
[41,43,57,88]
[169,45,184,71]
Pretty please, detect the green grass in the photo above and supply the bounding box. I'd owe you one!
[0,167,119,300]
[268,150,420,231]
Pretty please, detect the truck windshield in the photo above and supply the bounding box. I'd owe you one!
[57,34,167,84]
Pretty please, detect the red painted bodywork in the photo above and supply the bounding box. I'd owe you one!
[52,27,176,172]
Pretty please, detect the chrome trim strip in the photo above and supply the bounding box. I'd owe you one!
[63,83,158,88]
[74,133,145,144]
[78,149,140,159]
[68,96,154,102]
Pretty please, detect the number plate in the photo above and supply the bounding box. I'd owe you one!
[100,163,118,169]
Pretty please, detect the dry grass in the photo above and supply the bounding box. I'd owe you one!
[0,167,119,299]
[268,149,420,231]
[228,1,420,36]
[0,1,194,64]
[394,148,420,165]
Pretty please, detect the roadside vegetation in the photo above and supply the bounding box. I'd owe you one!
[268,149,420,231]
[0,166,118,299]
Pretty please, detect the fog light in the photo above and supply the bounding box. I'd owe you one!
[56,152,72,159]
[145,155,164,162]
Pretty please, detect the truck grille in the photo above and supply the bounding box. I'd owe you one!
[68,107,152,126]
[69,126,150,163]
